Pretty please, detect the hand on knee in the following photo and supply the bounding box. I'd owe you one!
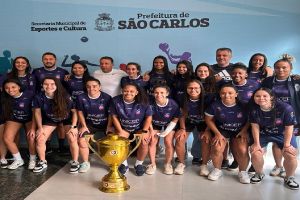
[282,145,297,158]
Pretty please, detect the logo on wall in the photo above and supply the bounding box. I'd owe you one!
[95,13,114,31]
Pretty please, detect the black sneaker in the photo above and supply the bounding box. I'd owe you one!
[69,160,80,174]
[221,159,229,169]
[284,176,299,190]
[33,160,48,173]
[250,173,265,184]
[118,164,129,175]
[192,158,201,165]
[134,164,146,176]
[228,160,239,171]
[248,165,255,174]
[0,160,8,169]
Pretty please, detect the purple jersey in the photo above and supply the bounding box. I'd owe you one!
[248,71,264,84]
[32,67,69,92]
[205,100,247,132]
[272,79,291,104]
[233,79,260,104]
[249,101,297,135]
[32,92,73,123]
[172,76,187,103]
[10,91,34,122]
[65,76,85,99]
[121,75,148,90]
[185,98,205,125]
[148,72,173,96]
[76,92,111,128]
[150,98,181,127]
[110,95,152,132]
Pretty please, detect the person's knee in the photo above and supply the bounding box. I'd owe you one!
[282,146,297,159]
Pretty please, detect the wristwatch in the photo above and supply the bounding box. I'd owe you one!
[71,125,77,129]
[141,129,148,133]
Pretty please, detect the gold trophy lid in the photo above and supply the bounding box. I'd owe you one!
[99,133,130,146]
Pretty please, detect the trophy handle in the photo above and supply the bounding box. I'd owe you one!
[128,133,142,157]
[84,135,102,160]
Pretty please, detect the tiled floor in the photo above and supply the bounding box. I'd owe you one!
[24,151,299,200]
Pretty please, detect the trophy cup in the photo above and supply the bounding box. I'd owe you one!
[85,133,142,193]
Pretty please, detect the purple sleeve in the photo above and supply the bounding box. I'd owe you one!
[145,105,153,116]
[109,100,117,115]
[32,95,41,108]
[205,103,215,116]
[283,105,297,126]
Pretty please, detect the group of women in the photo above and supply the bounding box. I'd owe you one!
[0,53,299,190]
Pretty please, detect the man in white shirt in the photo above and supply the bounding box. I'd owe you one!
[93,56,127,97]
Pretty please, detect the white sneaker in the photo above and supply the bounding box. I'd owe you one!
[8,159,24,170]
[174,163,185,175]
[28,160,36,170]
[33,160,48,173]
[270,166,286,177]
[79,162,90,173]
[199,164,210,176]
[164,163,173,175]
[145,164,156,175]
[208,168,222,181]
[238,171,250,184]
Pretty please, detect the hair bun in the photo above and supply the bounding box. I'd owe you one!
[281,54,295,63]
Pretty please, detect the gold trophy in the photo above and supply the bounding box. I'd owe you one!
[85,133,142,193]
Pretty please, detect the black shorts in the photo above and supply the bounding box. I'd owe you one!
[79,125,106,139]
[185,121,207,132]
[42,117,72,126]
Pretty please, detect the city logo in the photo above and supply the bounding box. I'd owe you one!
[95,13,114,31]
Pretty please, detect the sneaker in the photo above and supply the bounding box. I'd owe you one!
[69,160,80,174]
[134,164,146,176]
[208,168,222,181]
[270,166,286,177]
[79,162,90,173]
[250,173,265,184]
[284,176,299,190]
[0,159,8,169]
[248,165,255,174]
[192,157,201,165]
[33,160,48,173]
[164,163,173,175]
[199,164,210,176]
[221,159,229,169]
[145,164,156,175]
[228,160,239,171]
[7,159,24,170]
[238,171,250,184]
[118,164,129,175]
[174,163,185,175]
[28,160,36,170]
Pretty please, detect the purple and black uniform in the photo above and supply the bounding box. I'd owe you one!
[233,79,261,104]
[32,92,73,125]
[65,76,85,100]
[150,98,181,130]
[269,79,291,104]
[109,95,152,133]
[249,101,297,148]
[248,71,265,84]
[205,100,247,138]
[183,98,206,132]
[172,76,187,104]
[76,92,111,131]
[9,91,34,123]
[148,71,174,96]
[120,75,148,91]
[32,67,69,92]
[0,73,36,94]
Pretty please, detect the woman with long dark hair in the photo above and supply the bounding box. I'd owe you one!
[32,77,79,173]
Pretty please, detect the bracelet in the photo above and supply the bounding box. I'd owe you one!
[180,128,186,130]
[71,125,77,129]
[142,129,148,133]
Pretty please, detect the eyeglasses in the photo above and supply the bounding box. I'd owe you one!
[187,87,200,90]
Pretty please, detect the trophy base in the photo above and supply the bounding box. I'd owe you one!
[99,174,130,193]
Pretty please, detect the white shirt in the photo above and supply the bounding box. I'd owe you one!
[93,68,127,97]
